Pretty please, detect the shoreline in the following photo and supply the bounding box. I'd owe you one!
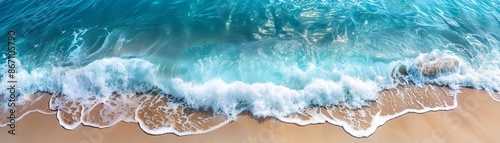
[1,88,499,142]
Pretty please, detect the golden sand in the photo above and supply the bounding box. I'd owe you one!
[0,88,499,143]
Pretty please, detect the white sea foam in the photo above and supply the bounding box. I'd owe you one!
[1,57,159,102]
[1,49,500,137]
[166,76,379,118]
[407,49,500,92]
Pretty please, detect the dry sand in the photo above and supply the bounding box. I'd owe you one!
[1,88,499,143]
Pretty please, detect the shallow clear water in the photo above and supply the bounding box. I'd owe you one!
[0,0,499,137]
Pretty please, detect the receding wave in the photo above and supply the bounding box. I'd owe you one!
[1,0,499,138]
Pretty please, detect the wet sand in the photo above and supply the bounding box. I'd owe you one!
[1,88,499,143]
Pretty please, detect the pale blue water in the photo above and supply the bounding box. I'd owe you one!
[1,0,500,119]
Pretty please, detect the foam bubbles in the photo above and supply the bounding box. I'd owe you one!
[407,49,500,92]
[166,76,379,118]
[1,58,159,109]
[2,49,500,137]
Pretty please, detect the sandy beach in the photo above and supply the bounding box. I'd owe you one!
[1,88,499,143]
[2,0,499,142]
